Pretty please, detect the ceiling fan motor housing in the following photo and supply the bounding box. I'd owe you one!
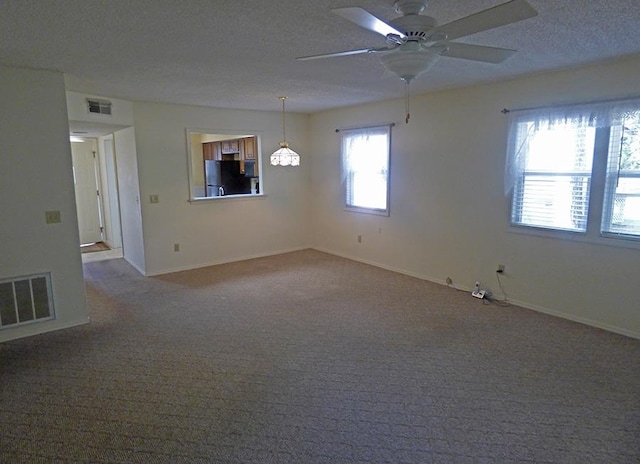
[389,14,441,42]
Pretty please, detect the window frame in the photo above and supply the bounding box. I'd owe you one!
[186,128,264,202]
[600,122,640,239]
[505,98,640,249]
[340,124,392,217]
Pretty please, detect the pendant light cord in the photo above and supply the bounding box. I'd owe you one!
[280,96,287,142]
[405,81,411,124]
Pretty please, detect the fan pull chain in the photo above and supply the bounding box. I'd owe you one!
[405,81,411,124]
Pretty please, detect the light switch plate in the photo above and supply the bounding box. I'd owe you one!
[45,210,61,224]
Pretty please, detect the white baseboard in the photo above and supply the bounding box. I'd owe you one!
[123,256,146,276]
[312,247,640,341]
[0,318,90,343]
[145,246,311,276]
[503,298,640,340]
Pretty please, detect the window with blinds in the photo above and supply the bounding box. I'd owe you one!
[511,123,595,232]
[601,117,640,238]
[505,99,640,246]
[505,97,640,243]
[341,125,391,215]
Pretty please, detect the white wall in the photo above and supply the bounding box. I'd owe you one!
[190,134,205,194]
[132,102,311,275]
[0,66,88,342]
[309,55,640,339]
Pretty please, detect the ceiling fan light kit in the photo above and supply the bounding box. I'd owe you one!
[379,42,443,83]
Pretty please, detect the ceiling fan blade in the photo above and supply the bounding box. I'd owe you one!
[332,7,406,38]
[297,46,396,61]
[296,48,373,61]
[441,42,517,63]
[436,0,538,40]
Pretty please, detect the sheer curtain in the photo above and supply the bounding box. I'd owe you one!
[341,125,391,212]
[505,97,640,196]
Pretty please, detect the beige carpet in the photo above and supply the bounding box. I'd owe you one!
[1,250,639,463]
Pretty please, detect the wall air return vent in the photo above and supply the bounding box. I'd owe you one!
[87,98,112,115]
[0,274,55,329]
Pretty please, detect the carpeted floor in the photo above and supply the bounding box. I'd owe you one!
[1,250,639,463]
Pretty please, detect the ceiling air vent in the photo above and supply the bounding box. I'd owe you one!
[87,98,112,115]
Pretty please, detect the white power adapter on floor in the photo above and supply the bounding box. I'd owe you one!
[472,281,486,299]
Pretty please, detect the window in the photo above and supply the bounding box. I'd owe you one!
[505,98,640,242]
[341,125,391,215]
[602,116,640,237]
[510,122,595,232]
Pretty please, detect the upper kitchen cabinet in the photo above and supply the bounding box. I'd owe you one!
[220,140,239,154]
[241,137,257,160]
[204,137,257,160]
[202,141,221,160]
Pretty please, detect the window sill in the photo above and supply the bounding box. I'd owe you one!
[344,206,389,217]
[508,224,640,251]
[189,193,267,203]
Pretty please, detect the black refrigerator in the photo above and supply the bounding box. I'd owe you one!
[205,160,250,196]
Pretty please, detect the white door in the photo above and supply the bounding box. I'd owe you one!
[71,139,103,245]
[100,135,122,249]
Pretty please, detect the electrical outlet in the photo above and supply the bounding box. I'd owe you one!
[497,264,506,273]
[150,194,159,204]
[357,235,362,243]
[173,243,180,252]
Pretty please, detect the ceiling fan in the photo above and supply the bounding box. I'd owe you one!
[298,0,539,83]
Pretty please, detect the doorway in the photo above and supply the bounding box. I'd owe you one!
[69,123,142,271]
[71,136,124,263]
[71,138,103,245]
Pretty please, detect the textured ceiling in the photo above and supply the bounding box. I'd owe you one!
[1,0,639,113]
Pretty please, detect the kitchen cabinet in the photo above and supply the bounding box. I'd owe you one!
[202,136,259,180]
[242,137,257,160]
[202,142,221,160]
[204,137,256,160]
[239,137,258,178]
[221,140,239,154]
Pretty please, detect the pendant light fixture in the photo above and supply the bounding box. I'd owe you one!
[270,96,300,166]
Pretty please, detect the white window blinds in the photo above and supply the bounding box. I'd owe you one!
[601,116,640,237]
[505,97,640,239]
[510,122,595,231]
